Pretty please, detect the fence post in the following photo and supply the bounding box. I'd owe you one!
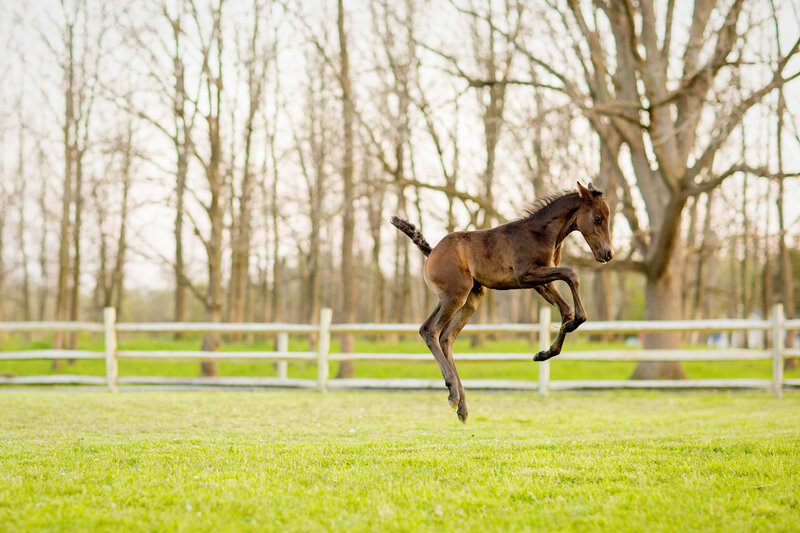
[317,308,332,393]
[538,306,551,396]
[771,303,784,398]
[103,307,118,393]
[277,332,288,380]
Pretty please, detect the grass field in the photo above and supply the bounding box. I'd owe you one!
[1,390,799,531]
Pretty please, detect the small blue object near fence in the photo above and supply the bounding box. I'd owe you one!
[0,304,797,397]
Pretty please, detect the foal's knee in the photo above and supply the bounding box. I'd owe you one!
[564,268,579,286]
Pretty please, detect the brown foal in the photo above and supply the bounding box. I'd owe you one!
[391,181,613,423]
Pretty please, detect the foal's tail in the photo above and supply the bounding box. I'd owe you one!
[390,216,432,257]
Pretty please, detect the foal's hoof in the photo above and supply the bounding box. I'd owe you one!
[448,390,460,410]
[448,396,459,410]
[457,404,468,424]
[533,350,552,362]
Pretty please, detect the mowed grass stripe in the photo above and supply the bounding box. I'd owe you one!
[1,391,798,532]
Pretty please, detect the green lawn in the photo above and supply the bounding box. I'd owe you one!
[2,333,799,382]
[1,390,798,531]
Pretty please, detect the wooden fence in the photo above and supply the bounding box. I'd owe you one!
[1,305,798,396]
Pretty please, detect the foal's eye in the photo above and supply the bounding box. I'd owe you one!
[594,216,602,223]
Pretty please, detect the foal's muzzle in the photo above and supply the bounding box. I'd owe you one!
[596,248,614,263]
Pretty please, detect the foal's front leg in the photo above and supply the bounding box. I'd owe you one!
[533,284,573,360]
[520,267,588,361]
[535,283,574,324]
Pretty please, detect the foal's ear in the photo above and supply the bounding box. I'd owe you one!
[587,182,603,196]
[576,181,591,200]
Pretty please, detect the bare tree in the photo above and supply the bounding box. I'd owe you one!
[771,3,796,363]
[190,0,227,377]
[291,45,333,326]
[228,0,274,333]
[15,123,32,323]
[112,0,198,333]
[458,0,800,378]
[52,7,76,354]
[336,0,357,378]
[168,2,193,334]
[40,1,108,356]
[363,0,418,325]
[36,146,51,322]
[91,120,133,318]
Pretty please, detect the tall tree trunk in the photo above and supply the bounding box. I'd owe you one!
[631,244,688,379]
[270,152,281,325]
[681,196,698,318]
[37,160,49,322]
[16,132,32,323]
[392,190,410,325]
[201,166,223,377]
[54,22,75,358]
[307,170,322,326]
[592,133,619,340]
[690,192,715,321]
[776,90,796,367]
[762,182,773,327]
[174,145,188,334]
[111,126,132,320]
[366,172,385,323]
[172,10,189,339]
[229,7,264,336]
[337,0,356,378]
[197,1,225,378]
[69,153,84,351]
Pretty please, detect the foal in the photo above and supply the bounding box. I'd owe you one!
[391,182,613,422]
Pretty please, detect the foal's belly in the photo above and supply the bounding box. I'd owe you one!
[468,259,520,290]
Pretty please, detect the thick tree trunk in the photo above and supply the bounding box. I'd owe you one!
[631,249,687,379]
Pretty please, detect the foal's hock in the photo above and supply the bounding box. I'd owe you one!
[391,181,614,423]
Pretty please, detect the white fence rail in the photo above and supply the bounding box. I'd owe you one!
[1,304,798,396]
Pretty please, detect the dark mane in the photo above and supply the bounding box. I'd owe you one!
[521,190,579,219]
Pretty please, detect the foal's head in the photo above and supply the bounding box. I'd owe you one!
[575,181,614,263]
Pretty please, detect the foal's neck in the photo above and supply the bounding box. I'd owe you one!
[528,193,581,246]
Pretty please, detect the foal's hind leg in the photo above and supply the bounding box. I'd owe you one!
[420,292,470,409]
[439,284,485,423]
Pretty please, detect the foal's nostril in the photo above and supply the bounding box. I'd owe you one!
[606,250,614,261]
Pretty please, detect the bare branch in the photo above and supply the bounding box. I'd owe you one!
[685,164,800,198]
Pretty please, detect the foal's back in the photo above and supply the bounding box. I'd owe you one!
[425,220,546,291]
